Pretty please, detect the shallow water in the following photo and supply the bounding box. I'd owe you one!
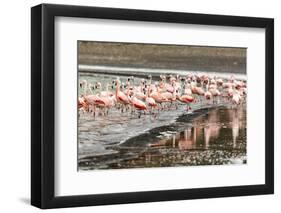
[79,106,246,170]
[78,73,247,170]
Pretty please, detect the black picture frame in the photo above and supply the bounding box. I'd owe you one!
[31,3,274,209]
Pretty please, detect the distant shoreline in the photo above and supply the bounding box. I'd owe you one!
[78,41,246,74]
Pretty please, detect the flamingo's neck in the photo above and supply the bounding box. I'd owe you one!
[147,85,151,98]
[127,93,134,104]
[115,81,121,101]
[89,85,94,94]
[206,79,210,91]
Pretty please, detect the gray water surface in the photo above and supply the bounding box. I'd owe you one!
[78,74,246,170]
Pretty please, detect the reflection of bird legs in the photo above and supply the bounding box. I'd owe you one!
[184,129,188,141]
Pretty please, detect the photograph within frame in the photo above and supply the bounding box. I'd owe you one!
[31,3,274,209]
[77,41,247,171]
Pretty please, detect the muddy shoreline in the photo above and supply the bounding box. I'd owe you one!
[78,106,246,170]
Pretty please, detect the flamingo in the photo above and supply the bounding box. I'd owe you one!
[99,83,114,97]
[232,91,241,105]
[190,80,204,106]
[144,85,157,111]
[78,73,247,119]
[78,96,88,113]
[134,89,146,101]
[160,84,179,109]
[79,80,100,115]
[182,81,193,96]
[216,78,224,87]
[129,94,147,118]
[115,79,130,112]
[208,81,221,104]
[177,93,194,111]
[97,95,116,114]
[150,85,169,110]
[145,96,157,109]
[83,95,101,116]
[227,86,234,98]
[191,81,205,96]
[204,84,212,101]
[204,90,212,100]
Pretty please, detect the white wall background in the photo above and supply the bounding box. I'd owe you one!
[0,0,279,212]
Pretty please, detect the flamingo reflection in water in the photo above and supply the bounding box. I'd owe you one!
[149,107,245,150]
[229,107,246,148]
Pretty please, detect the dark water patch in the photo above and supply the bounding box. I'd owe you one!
[120,108,211,147]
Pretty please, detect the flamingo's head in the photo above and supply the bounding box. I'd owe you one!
[95,82,101,89]
[79,79,87,88]
[143,88,147,95]
[113,78,121,86]
[128,76,134,83]
[180,77,185,82]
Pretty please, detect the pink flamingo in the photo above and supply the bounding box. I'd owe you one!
[129,95,147,118]
[150,86,169,109]
[99,83,114,97]
[115,79,130,112]
[98,95,116,115]
[216,78,224,86]
[83,95,102,116]
[144,85,157,110]
[204,90,212,100]
[161,86,178,109]
[208,81,221,104]
[177,93,194,111]
[191,81,205,96]
[227,86,234,98]
[204,83,212,101]
[78,96,88,113]
[232,91,241,105]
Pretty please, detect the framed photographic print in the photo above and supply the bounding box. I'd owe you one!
[31,3,274,209]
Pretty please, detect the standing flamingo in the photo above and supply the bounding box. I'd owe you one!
[115,79,130,112]
[129,94,147,118]
[144,85,157,112]
[150,85,169,110]
[177,93,194,112]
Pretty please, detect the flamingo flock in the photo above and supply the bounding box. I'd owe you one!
[78,74,247,118]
